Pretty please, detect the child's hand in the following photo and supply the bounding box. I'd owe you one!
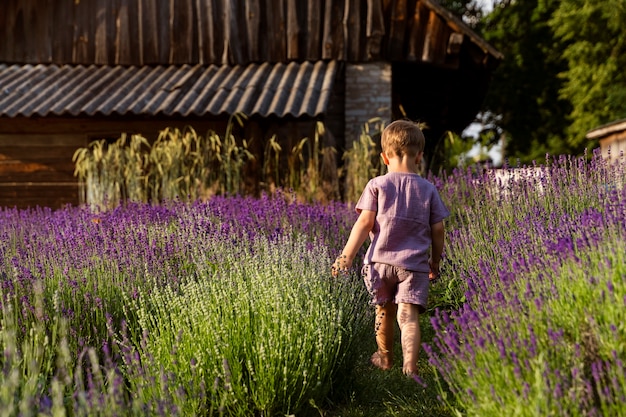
[429,258,440,282]
[331,255,351,277]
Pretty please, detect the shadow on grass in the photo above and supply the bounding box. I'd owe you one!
[320,314,459,417]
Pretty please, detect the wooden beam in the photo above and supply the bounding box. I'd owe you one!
[51,2,74,63]
[407,1,428,61]
[139,0,160,64]
[115,0,133,65]
[170,0,194,63]
[422,10,445,64]
[245,0,261,62]
[387,0,408,60]
[306,0,322,59]
[287,0,300,60]
[346,0,361,61]
[366,0,385,60]
[266,0,287,62]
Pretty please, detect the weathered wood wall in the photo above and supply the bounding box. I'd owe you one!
[0,134,84,209]
[0,0,498,68]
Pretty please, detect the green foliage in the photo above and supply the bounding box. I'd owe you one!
[549,0,626,149]
[439,0,486,28]
[480,0,626,162]
[121,234,370,416]
[480,0,573,162]
[428,152,626,416]
[343,118,386,204]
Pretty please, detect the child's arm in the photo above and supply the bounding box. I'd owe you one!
[429,221,445,278]
[332,209,376,276]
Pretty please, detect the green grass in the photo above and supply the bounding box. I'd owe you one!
[326,313,457,417]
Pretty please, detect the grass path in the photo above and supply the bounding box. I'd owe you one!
[327,315,457,417]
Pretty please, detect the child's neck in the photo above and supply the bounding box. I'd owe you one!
[386,155,421,174]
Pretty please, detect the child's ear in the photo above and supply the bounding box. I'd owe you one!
[415,151,424,164]
[380,152,390,166]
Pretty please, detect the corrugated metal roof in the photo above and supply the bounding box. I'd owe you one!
[0,61,338,118]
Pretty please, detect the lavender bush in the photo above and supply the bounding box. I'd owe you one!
[427,150,626,416]
[0,192,368,415]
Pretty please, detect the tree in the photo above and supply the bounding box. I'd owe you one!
[439,0,486,28]
[479,0,573,164]
[550,0,626,150]
[477,0,626,163]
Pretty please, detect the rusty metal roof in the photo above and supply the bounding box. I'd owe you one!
[0,61,338,118]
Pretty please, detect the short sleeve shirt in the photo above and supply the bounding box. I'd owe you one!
[355,172,450,272]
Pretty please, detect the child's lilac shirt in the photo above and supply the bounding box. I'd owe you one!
[355,172,450,273]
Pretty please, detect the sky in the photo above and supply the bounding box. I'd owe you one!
[475,0,494,12]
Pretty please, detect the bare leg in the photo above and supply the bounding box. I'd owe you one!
[371,303,397,370]
[397,303,420,376]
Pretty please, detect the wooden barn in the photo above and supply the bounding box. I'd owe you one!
[586,118,626,160]
[0,0,502,209]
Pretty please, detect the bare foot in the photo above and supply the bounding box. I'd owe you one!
[370,351,393,370]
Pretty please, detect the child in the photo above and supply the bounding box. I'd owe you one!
[332,120,449,377]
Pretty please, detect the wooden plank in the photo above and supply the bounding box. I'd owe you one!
[0,134,86,147]
[140,0,160,64]
[387,0,408,60]
[0,199,79,210]
[286,0,300,60]
[115,0,133,65]
[0,183,79,210]
[346,0,361,61]
[266,0,286,61]
[127,0,142,64]
[6,1,26,62]
[332,0,348,60]
[340,0,349,60]
[170,0,194,63]
[72,0,94,64]
[244,0,261,62]
[50,2,74,63]
[0,2,18,61]
[0,117,228,139]
[0,183,78,195]
[321,0,335,60]
[224,0,244,64]
[94,0,110,64]
[23,0,49,62]
[0,146,81,160]
[157,0,172,63]
[0,161,77,181]
[422,11,445,65]
[196,0,220,64]
[407,1,428,61]
[444,31,463,68]
[366,0,385,60]
[305,0,322,59]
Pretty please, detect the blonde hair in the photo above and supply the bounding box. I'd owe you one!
[381,120,425,158]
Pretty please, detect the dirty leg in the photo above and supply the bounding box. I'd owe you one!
[397,303,421,376]
[371,303,397,370]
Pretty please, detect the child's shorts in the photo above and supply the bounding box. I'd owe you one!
[361,263,429,312]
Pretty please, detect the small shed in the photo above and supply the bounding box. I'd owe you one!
[586,118,626,160]
[0,0,502,209]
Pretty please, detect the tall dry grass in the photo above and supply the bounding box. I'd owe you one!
[74,117,377,208]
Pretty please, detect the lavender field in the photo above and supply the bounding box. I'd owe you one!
[0,192,369,415]
[1,150,626,416]
[428,150,626,416]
